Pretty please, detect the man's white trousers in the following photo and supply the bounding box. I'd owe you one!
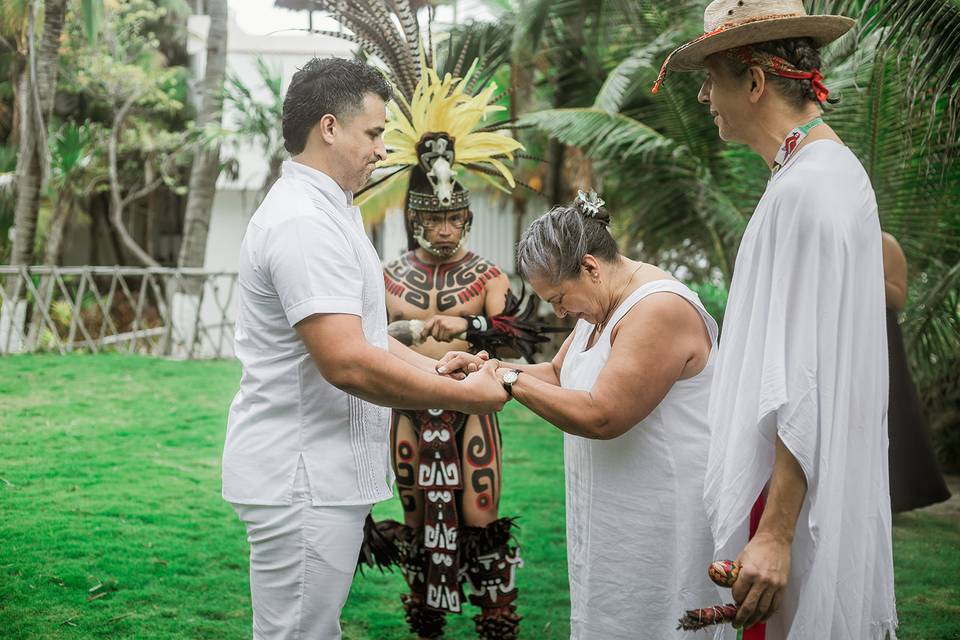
[232,465,371,640]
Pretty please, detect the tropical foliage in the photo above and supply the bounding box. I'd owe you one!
[1,0,194,266]
[507,0,960,464]
[220,56,287,205]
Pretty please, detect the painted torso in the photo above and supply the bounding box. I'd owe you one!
[384,250,503,359]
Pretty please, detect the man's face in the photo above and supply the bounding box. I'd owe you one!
[332,93,387,193]
[410,208,469,259]
[698,54,752,143]
[418,209,468,247]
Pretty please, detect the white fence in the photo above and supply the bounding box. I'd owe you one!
[0,267,239,359]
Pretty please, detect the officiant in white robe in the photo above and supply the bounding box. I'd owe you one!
[655,2,897,638]
[703,139,897,639]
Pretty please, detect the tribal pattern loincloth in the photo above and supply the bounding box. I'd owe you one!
[396,409,469,612]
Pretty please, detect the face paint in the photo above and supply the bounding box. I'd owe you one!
[413,217,472,259]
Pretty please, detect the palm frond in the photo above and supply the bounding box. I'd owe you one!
[518,108,680,164]
[822,0,960,155]
[593,31,678,114]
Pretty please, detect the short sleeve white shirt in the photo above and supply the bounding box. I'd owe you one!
[222,160,394,506]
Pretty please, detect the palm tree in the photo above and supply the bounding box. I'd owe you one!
[816,0,960,164]
[1,0,68,354]
[42,120,100,265]
[516,0,747,281]
[220,56,286,207]
[516,0,960,449]
[177,0,228,273]
[8,0,69,268]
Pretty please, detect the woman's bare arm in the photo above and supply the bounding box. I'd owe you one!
[508,294,711,439]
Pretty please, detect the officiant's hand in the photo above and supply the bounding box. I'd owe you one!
[731,531,791,629]
[435,350,493,378]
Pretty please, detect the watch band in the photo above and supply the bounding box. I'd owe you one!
[502,369,521,396]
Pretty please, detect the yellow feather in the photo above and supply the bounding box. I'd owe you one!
[457,133,523,160]
[356,168,410,221]
[367,50,524,200]
[463,157,517,188]
[470,170,515,194]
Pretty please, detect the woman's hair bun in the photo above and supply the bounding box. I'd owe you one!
[573,189,611,225]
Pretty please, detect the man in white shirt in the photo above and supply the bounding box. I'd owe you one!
[222,57,508,640]
[654,1,897,638]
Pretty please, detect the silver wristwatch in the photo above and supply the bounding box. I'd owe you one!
[501,369,521,396]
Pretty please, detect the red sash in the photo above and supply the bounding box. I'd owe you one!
[744,493,767,640]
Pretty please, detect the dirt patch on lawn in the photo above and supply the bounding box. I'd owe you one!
[916,474,960,519]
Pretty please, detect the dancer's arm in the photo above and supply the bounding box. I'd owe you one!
[503,294,709,439]
[437,331,575,386]
[420,269,511,342]
[731,438,807,629]
[296,313,507,414]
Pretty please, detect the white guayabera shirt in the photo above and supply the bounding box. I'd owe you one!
[222,160,393,507]
[705,140,898,639]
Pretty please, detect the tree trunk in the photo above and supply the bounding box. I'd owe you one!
[2,0,70,354]
[107,94,161,268]
[43,196,73,265]
[168,0,228,356]
[145,163,157,259]
[26,197,75,348]
[257,152,283,207]
[100,196,125,265]
[177,0,228,274]
[8,0,69,268]
[7,54,25,148]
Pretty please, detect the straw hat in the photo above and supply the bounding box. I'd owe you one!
[662,0,855,73]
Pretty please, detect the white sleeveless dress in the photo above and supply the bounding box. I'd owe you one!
[559,280,732,640]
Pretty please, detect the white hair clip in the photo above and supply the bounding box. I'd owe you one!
[575,189,606,218]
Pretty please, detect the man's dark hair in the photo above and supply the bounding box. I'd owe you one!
[724,37,838,108]
[281,57,393,154]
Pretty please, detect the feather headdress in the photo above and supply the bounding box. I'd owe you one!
[276,0,526,211]
[374,53,524,200]
[385,54,523,184]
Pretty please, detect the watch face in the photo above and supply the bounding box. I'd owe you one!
[503,370,519,385]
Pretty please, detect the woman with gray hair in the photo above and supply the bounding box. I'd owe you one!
[441,192,730,638]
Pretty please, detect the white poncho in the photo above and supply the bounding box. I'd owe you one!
[705,140,898,639]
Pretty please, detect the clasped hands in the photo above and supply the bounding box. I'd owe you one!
[436,349,516,390]
[431,350,512,414]
[434,350,508,381]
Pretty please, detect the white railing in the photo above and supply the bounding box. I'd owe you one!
[0,266,238,359]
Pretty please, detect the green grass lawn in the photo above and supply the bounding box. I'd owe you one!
[1,354,957,639]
